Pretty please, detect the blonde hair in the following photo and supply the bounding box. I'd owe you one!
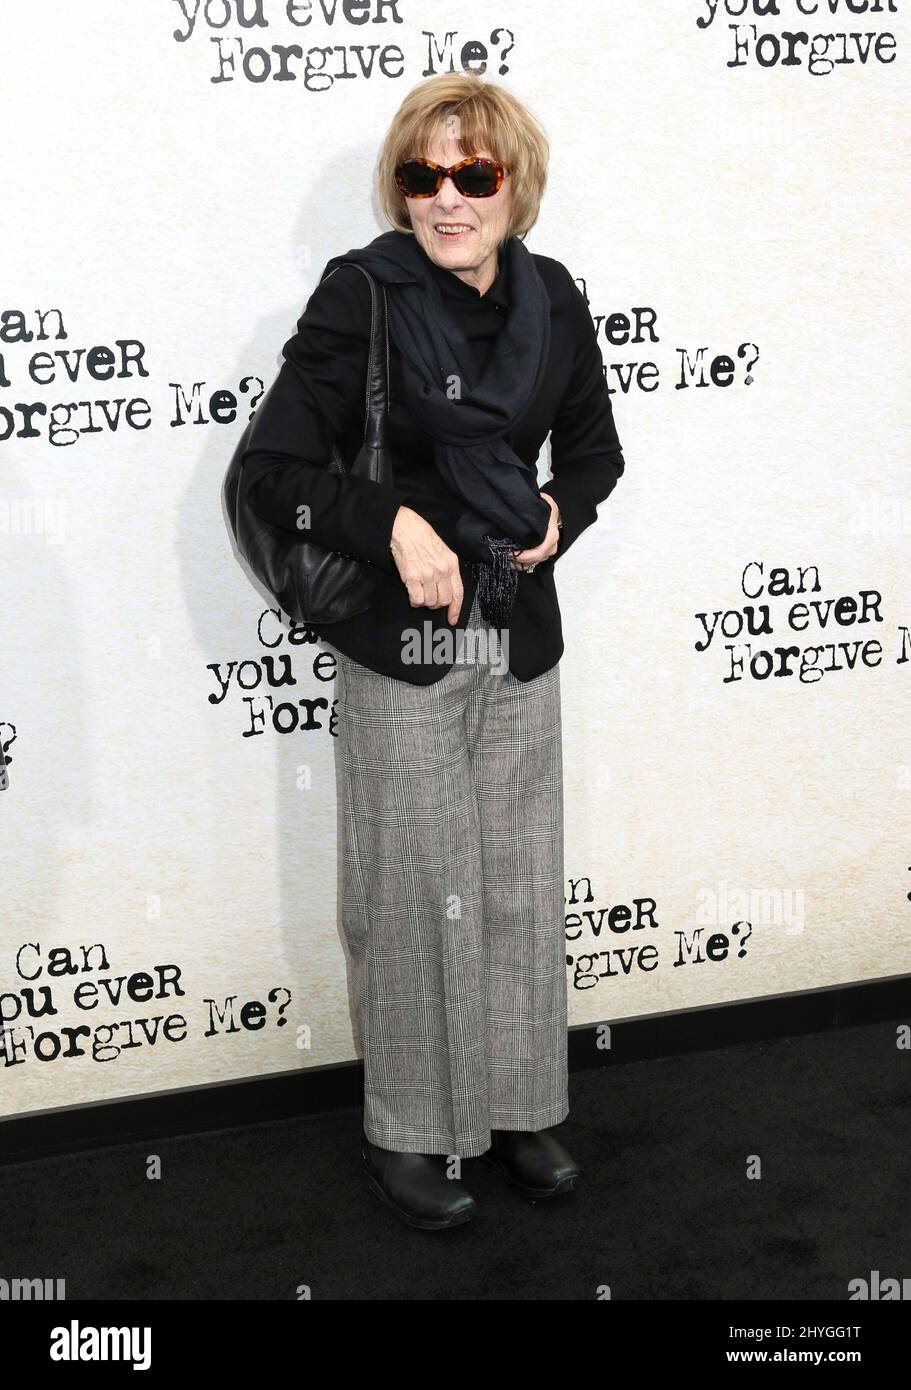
[376,74,549,242]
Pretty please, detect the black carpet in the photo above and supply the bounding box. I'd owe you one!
[2,1018,908,1300]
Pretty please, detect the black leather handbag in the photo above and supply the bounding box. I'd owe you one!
[223,262,392,626]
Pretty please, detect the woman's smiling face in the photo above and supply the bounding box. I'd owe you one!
[404,121,512,294]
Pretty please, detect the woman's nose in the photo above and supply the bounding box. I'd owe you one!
[435,177,463,207]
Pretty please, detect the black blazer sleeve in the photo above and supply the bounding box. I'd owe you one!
[541,263,626,560]
[241,265,410,575]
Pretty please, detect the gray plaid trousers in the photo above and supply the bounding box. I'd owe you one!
[329,589,568,1158]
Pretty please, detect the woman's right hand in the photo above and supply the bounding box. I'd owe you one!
[389,506,464,625]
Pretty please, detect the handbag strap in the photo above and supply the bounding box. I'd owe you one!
[319,261,388,453]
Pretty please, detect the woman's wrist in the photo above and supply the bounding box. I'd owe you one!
[541,491,563,529]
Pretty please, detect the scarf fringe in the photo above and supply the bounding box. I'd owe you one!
[470,536,520,628]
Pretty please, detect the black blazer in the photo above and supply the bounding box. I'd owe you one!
[242,242,626,684]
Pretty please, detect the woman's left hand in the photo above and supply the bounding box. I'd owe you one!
[509,492,561,571]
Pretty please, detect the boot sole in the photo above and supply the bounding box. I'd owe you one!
[478,1151,579,1199]
[362,1160,477,1231]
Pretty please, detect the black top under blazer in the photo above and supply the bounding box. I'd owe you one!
[241,239,627,684]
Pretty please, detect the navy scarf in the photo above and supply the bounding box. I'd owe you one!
[320,229,553,627]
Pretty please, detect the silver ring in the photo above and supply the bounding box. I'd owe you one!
[525,563,537,573]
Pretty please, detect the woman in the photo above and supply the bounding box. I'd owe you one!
[242,73,626,1230]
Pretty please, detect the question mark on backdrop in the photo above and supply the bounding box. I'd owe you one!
[239,374,265,420]
[738,342,760,385]
[732,920,753,958]
[491,27,515,74]
[268,986,292,1027]
[0,722,17,788]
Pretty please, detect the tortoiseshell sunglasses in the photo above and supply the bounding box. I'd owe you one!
[394,156,506,199]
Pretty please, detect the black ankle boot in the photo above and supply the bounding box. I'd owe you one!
[362,1136,478,1230]
[479,1128,581,1198]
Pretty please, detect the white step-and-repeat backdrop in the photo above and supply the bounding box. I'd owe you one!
[3,1,909,1121]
